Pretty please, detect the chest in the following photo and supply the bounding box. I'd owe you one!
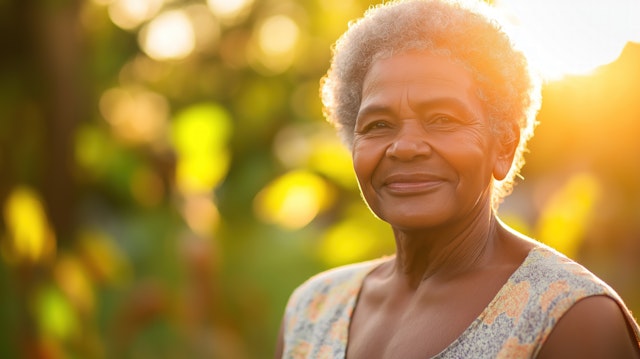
[346,271,511,359]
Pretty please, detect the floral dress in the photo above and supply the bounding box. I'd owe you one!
[281,246,640,358]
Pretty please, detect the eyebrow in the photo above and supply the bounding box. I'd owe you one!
[357,97,479,120]
[356,104,395,121]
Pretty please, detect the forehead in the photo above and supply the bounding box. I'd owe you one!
[359,51,484,118]
[362,51,477,97]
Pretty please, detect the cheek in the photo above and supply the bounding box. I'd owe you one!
[352,143,375,184]
[432,130,486,156]
[431,134,495,179]
[352,140,385,192]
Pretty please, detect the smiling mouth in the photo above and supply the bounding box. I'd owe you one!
[382,174,446,194]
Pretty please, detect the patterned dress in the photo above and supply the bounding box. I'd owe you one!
[281,245,640,358]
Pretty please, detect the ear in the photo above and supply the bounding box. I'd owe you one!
[493,122,520,181]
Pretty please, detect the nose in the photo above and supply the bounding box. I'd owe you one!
[385,121,431,161]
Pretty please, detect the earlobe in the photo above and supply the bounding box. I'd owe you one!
[493,123,520,181]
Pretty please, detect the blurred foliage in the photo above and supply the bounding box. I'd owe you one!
[0,0,639,358]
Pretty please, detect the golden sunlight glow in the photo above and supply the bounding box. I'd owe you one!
[108,0,163,30]
[171,103,232,194]
[254,170,335,230]
[207,0,253,22]
[258,15,300,56]
[495,0,640,80]
[308,137,357,189]
[54,255,95,315]
[274,124,357,189]
[2,186,55,264]
[319,219,378,267]
[273,125,312,168]
[317,205,393,266]
[182,194,220,236]
[139,10,196,61]
[185,4,221,54]
[99,87,169,146]
[249,14,301,74]
[536,173,601,257]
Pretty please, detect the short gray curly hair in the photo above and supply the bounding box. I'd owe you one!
[321,0,541,204]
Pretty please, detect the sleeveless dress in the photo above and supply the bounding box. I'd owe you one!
[281,245,640,358]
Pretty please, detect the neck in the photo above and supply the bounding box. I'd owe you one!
[390,203,500,289]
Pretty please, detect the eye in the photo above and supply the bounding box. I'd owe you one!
[432,115,454,124]
[369,121,390,129]
[358,120,391,133]
[427,114,467,129]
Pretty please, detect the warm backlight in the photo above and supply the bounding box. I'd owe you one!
[495,0,640,80]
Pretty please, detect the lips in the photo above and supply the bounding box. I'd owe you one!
[382,173,446,194]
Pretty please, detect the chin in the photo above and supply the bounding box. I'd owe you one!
[378,210,455,232]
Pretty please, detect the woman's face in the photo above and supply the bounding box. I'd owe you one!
[352,51,513,230]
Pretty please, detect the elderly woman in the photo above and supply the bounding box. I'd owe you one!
[275,0,640,357]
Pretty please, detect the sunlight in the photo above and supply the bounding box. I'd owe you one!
[248,14,301,74]
[99,87,169,146]
[318,204,393,266]
[2,186,55,264]
[273,124,356,188]
[495,0,640,80]
[307,136,357,189]
[171,103,232,195]
[258,15,300,56]
[107,0,163,30]
[319,218,378,267]
[254,170,335,230]
[182,194,220,236]
[207,0,253,22]
[139,10,196,61]
[536,173,601,257]
[185,4,221,54]
[54,255,95,315]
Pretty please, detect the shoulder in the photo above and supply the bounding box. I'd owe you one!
[522,246,640,356]
[285,258,386,314]
[520,245,633,322]
[279,259,388,355]
[537,295,640,358]
[516,245,616,299]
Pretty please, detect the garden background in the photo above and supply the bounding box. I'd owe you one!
[1,0,639,358]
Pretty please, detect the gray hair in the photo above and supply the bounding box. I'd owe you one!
[321,0,542,204]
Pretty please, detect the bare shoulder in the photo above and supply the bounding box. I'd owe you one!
[537,295,640,359]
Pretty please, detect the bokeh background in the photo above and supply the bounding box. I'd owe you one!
[1,0,639,358]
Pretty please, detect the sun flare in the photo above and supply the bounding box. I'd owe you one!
[495,0,640,80]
